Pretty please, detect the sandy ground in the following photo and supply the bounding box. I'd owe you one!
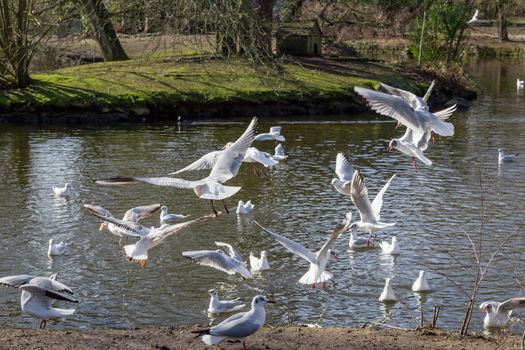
[0,326,520,350]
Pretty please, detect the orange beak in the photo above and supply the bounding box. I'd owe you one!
[99,222,106,232]
[140,260,147,268]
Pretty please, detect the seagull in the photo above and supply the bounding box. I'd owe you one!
[252,213,351,288]
[52,183,72,197]
[182,244,251,279]
[331,152,353,196]
[498,148,519,164]
[387,129,433,172]
[379,278,397,302]
[272,143,288,161]
[0,274,78,329]
[254,126,285,142]
[96,117,258,216]
[349,231,376,249]
[236,200,254,214]
[249,251,270,272]
[467,9,478,24]
[160,205,189,224]
[85,208,216,267]
[378,236,400,255]
[354,84,455,143]
[47,239,66,257]
[480,297,525,328]
[412,270,431,292]
[214,241,245,263]
[207,289,245,314]
[192,295,274,349]
[517,79,524,89]
[243,147,278,175]
[349,170,396,238]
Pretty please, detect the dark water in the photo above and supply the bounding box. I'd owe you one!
[0,60,524,333]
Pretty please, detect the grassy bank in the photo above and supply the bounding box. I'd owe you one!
[0,56,472,122]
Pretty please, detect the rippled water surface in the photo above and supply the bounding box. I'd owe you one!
[0,60,525,332]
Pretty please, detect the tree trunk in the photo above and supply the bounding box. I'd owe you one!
[255,0,275,55]
[496,0,510,42]
[77,0,128,61]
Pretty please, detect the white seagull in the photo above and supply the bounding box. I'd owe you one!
[272,143,288,161]
[243,147,279,175]
[52,183,72,197]
[249,251,270,272]
[378,236,400,255]
[331,152,353,196]
[498,148,519,164]
[207,289,245,314]
[47,239,66,257]
[182,243,251,279]
[349,231,376,249]
[412,270,431,292]
[387,129,434,172]
[379,278,397,302]
[349,170,396,237]
[254,126,285,142]
[97,117,258,215]
[0,274,78,328]
[193,295,274,349]
[252,213,351,288]
[467,9,478,24]
[160,205,189,224]
[480,297,525,328]
[236,200,254,214]
[517,79,524,89]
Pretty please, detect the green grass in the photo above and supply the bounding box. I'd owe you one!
[0,56,415,114]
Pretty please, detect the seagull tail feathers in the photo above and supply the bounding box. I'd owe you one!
[202,335,224,346]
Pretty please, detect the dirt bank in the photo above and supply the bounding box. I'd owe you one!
[0,326,519,350]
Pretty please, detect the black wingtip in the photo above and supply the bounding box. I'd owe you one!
[191,329,210,336]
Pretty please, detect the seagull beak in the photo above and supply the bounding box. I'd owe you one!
[386,146,393,153]
[99,222,106,231]
[267,300,275,304]
[330,252,340,261]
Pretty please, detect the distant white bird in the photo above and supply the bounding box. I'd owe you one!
[249,251,270,272]
[254,126,285,142]
[207,289,245,314]
[160,205,189,224]
[236,200,254,214]
[244,147,278,175]
[193,295,274,348]
[498,148,519,164]
[272,143,288,161]
[0,274,78,328]
[480,297,525,328]
[182,242,251,279]
[96,117,258,216]
[517,79,524,89]
[349,171,396,237]
[379,278,397,302]
[47,239,66,257]
[467,9,478,24]
[378,236,400,255]
[52,183,72,197]
[412,270,431,292]
[331,153,353,196]
[253,213,351,288]
[348,231,376,249]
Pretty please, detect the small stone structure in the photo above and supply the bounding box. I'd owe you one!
[276,21,322,56]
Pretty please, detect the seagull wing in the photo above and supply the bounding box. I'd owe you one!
[245,147,279,166]
[84,207,149,237]
[350,170,376,222]
[498,297,525,312]
[81,204,113,218]
[335,153,353,181]
[252,220,316,264]
[150,213,217,243]
[168,150,223,175]
[123,204,161,222]
[215,241,244,262]
[433,104,457,121]
[316,215,352,263]
[371,174,396,221]
[380,82,426,110]
[207,117,258,183]
[19,285,78,303]
[96,176,199,189]
[0,275,35,288]
[182,250,251,278]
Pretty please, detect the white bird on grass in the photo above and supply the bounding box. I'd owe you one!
[479,297,525,328]
[193,295,274,349]
[412,270,431,292]
[331,152,353,196]
[52,183,72,197]
[0,274,78,329]
[236,200,254,214]
[47,239,66,257]
[272,143,288,161]
[249,251,270,272]
[207,289,245,314]
[96,117,258,216]
[379,278,397,302]
[160,205,189,224]
[253,213,351,288]
[498,148,519,164]
[254,126,285,142]
[378,236,400,255]
[349,170,396,238]
[467,9,478,24]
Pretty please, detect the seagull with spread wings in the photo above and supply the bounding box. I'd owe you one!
[331,152,354,196]
[480,297,525,328]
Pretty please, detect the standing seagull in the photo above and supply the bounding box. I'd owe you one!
[349,170,396,238]
[193,295,274,349]
[252,213,351,288]
[207,289,245,314]
[479,297,525,328]
[412,270,431,292]
[498,148,519,164]
[96,118,258,215]
[0,274,78,328]
[331,152,354,196]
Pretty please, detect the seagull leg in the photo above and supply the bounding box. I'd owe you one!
[140,260,147,268]
[411,157,418,173]
[311,283,316,289]
[252,163,260,176]
[39,320,46,329]
[322,281,326,289]
[432,133,438,142]
[243,340,248,350]
[222,201,230,214]
[210,200,219,217]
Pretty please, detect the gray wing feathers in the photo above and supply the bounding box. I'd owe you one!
[350,170,375,222]
[168,150,223,175]
[335,153,353,181]
[371,174,396,220]
[499,297,525,312]
[0,275,35,288]
[123,204,161,222]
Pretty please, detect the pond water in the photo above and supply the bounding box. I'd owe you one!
[0,59,524,333]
